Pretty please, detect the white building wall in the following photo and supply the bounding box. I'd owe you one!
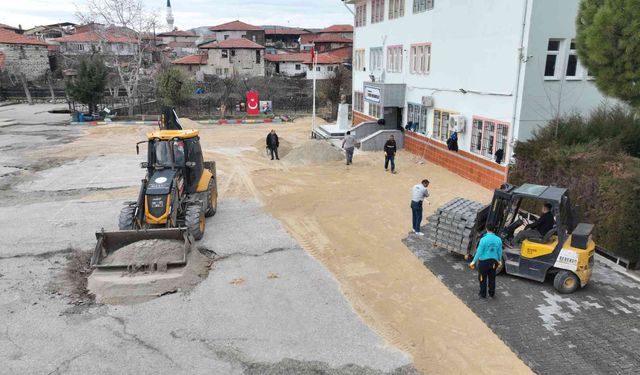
[214,30,246,41]
[306,64,337,80]
[353,0,526,160]
[516,0,616,141]
[278,61,307,76]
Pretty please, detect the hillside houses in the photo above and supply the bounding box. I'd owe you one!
[199,38,265,78]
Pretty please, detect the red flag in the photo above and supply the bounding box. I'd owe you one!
[311,47,316,64]
[246,91,259,116]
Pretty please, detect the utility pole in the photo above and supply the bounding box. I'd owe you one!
[311,44,317,138]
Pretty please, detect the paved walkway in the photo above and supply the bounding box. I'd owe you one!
[405,235,640,374]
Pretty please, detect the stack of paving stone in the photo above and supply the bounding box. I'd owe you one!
[424,198,489,255]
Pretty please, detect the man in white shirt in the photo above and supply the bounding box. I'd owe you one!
[411,179,431,235]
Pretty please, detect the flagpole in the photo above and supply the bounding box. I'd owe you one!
[311,43,317,138]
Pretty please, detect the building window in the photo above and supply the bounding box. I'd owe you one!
[389,0,404,19]
[328,66,334,72]
[295,64,301,70]
[410,43,431,74]
[371,0,385,24]
[354,49,365,71]
[316,66,321,71]
[354,91,364,112]
[433,109,455,142]
[566,40,578,78]
[370,47,383,71]
[215,68,223,75]
[368,103,382,118]
[387,45,403,73]
[231,49,236,57]
[413,0,434,13]
[224,68,229,75]
[471,117,509,158]
[544,39,562,79]
[356,3,367,27]
[222,49,228,58]
[256,50,261,64]
[408,103,429,134]
[224,34,229,40]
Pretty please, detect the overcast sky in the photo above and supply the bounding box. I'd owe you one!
[0,0,354,30]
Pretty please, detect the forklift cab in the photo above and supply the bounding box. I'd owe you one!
[486,184,595,293]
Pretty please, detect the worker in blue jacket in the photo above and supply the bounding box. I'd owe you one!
[469,224,503,299]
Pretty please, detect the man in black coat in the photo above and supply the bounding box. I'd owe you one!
[384,135,397,173]
[514,203,555,244]
[266,130,280,160]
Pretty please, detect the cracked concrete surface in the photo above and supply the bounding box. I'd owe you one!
[0,120,416,374]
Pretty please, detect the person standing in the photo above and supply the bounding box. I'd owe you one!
[266,129,280,160]
[470,224,503,299]
[384,135,397,173]
[342,131,356,165]
[410,179,431,235]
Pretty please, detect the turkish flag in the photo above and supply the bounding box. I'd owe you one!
[246,91,259,116]
[311,48,316,64]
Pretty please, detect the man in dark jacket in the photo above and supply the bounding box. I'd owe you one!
[384,135,397,174]
[266,130,279,160]
[514,203,555,244]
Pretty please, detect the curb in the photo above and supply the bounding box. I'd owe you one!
[594,254,640,284]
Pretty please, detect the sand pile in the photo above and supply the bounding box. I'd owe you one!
[283,140,343,165]
[253,137,293,158]
[100,239,184,266]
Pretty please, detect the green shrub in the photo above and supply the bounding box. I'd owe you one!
[510,106,640,261]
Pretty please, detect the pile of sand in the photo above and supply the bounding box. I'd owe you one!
[100,239,185,266]
[253,137,293,158]
[283,140,343,165]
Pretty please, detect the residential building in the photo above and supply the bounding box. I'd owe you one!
[265,50,347,79]
[208,21,265,46]
[157,30,199,57]
[300,24,353,51]
[53,30,138,57]
[172,53,208,76]
[349,0,613,188]
[24,22,76,42]
[0,28,50,80]
[264,27,310,51]
[199,38,265,78]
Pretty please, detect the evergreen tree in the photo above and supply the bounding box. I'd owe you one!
[577,0,640,107]
[66,58,108,113]
[156,67,194,107]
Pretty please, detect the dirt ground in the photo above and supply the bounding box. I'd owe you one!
[30,117,531,374]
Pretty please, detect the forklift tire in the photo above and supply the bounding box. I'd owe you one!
[118,206,136,230]
[205,178,217,217]
[185,204,205,240]
[553,270,579,294]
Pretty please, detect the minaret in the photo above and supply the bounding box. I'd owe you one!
[166,0,175,30]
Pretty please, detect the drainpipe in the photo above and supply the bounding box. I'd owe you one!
[510,0,530,167]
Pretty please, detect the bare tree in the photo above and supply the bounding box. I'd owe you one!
[77,0,157,115]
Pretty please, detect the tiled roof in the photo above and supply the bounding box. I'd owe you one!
[265,28,309,35]
[309,34,353,44]
[53,31,133,43]
[320,24,353,33]
[0,23,20,32]
[324,46,352,59]
[200,38,264,49]
[209,20,263,31]
[157,30,197,37]
[0,29,48,46]
[167,41,197,48]
[172,54,208,65]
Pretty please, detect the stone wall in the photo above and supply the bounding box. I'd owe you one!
[204,48,264,77]
[0,43,49,81]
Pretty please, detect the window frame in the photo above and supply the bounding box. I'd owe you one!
[221,49,228,58]
[544,39,563,80]
[413,0,434,13]
[410,43,431,74]
[354,91,364,112]
[471,116,510,159]
[389,0,405,20]
[407,102,429,135]
[386,45,403,73]
[370,47,383,71]
[371,0,385,24]
[432,108,457,142]
[368,102,382,118]
[355,3,367,27]
[354,49,365,71]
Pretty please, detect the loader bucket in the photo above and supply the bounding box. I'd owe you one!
[91,228,192,270]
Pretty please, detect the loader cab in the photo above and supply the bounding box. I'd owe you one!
[487,184,594,293]
[145,130,204,193]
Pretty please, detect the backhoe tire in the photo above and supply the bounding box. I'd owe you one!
[118,206,136,230]
[553,270,579,294]
[185,204,205,240]
[205,178,217,217]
